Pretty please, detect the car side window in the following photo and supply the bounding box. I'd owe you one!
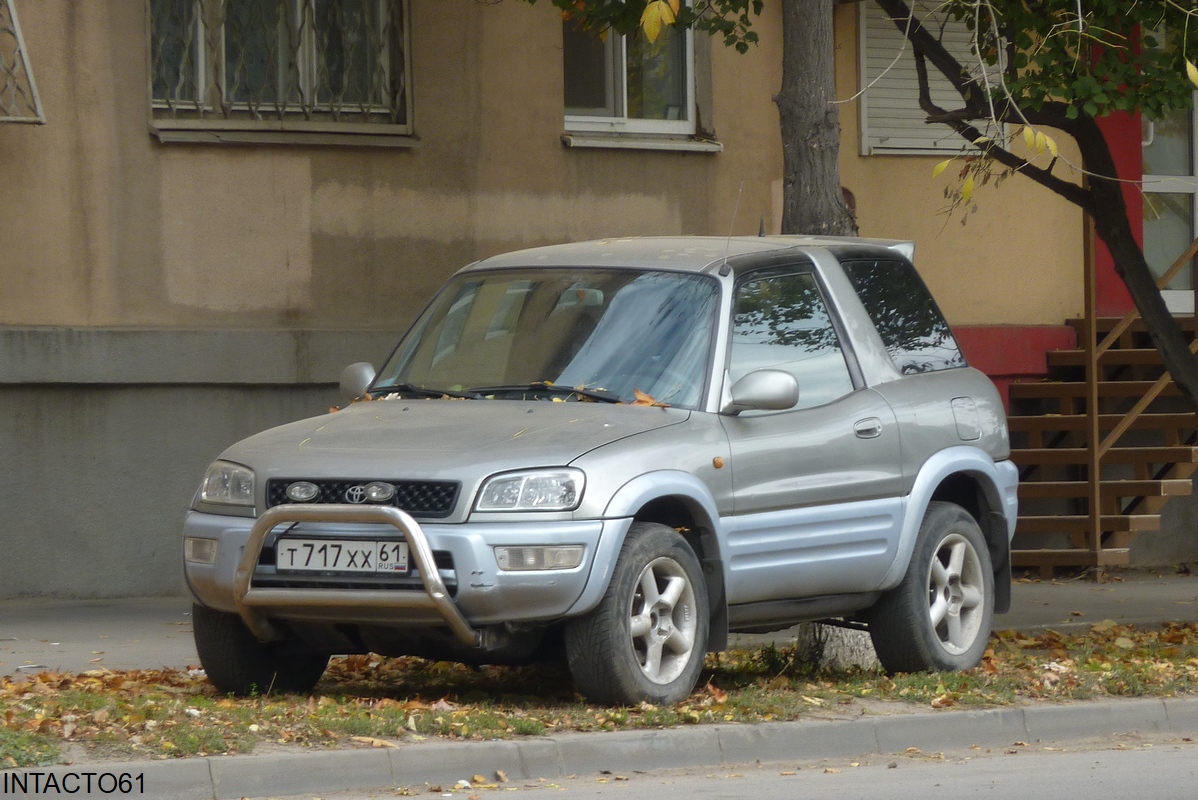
[730,270,855,410]
[841,259,966,374]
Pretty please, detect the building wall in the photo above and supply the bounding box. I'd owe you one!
[0,0,787,598]
[0,3,1174,598]
[0,1,785,331]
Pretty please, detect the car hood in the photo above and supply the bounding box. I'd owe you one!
[222,399,689,516]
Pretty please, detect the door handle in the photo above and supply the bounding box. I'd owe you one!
[854,417,883,439]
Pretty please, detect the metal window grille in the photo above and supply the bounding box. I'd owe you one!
[0,0,44,124]
[150,0,408,126]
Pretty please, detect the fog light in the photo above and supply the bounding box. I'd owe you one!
[494,545,584,571]
[365,481,397,503]
[285,481,320,502]
[185,537,218,564]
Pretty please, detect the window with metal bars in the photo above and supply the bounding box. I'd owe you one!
[149,0,409,133]
[1,0,44,123]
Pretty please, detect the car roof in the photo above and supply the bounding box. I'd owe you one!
[463,236,915,274]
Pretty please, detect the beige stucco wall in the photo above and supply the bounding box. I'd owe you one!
[833,5,1085,327]
[0,2,1081,331]
[0,1,784,331]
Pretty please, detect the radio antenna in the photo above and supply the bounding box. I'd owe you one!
[719,180,745,277]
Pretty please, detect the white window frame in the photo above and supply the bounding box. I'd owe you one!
[564,23,696,137]
[1141,95,1198,313]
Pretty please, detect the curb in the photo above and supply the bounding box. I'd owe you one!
[3,696,1196,799]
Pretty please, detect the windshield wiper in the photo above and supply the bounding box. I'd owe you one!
[468,383,622,404]
[370,382,480,400]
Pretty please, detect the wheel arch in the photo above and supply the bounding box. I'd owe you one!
[568,471,729,650]
[880,448,1018,614]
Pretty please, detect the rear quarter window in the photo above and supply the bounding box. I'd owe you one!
[842,259,966,374]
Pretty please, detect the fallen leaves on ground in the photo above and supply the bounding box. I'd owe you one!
[1,623,1196,768]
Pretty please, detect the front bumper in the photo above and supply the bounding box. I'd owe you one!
[184,505,626,642]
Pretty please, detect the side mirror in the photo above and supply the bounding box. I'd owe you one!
[721,369,799,415]
[339,362,376,405]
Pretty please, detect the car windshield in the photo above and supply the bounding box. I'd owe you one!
[375,268,720,409]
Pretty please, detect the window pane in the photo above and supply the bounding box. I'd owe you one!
[150,0,201,104]
[1143,108,1193,177]
[563,22,619,116]
[1144,193,1195,290]
[224,0,296,106]
[314,0,379,107]
[731,272,853,410]
[842,260,966,374]
[626,24,686,121]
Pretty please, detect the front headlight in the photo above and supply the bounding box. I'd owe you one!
[475,468,585,512]
[199,460,256,507]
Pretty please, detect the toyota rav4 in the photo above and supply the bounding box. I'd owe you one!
[184,236,1018,705]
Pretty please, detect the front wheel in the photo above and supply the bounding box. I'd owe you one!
[565,522,709,705]
[868,502,994,673]
[192,604,330,695]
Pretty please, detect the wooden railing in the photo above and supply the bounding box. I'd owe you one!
[1081,234,1198,558]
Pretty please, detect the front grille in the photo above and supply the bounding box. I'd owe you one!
[266,479,459,518]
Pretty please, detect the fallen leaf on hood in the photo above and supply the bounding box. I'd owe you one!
[631,388,668,407]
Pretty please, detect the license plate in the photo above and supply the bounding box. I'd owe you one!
[276,538,409,574]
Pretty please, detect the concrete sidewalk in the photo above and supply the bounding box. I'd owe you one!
[1,570,1196,677]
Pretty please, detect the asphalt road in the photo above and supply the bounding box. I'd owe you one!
[249,731,1198,800]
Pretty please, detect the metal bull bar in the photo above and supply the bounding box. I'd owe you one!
[232,504,480,647]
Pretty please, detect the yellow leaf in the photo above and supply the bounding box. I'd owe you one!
[1022,125,1035,151]
[351,735,401,749]
[961,176,975,203]
[631,387,667,407]
[1044,134,1059,158]
[640,0,676,43]
[1187,60,1198,88]
[1034,131,1047,154]
[932,159,951,178]
[972,136,990,145]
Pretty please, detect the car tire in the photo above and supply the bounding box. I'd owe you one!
[565,522,709,706]
[867,501,994,673]
[192,603,329,695]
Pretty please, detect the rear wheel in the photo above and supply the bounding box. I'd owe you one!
[565,522,709,705]
[192,604,329,695]
[868,502,993,673]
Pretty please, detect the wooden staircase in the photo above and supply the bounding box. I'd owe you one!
[1008,315,1198,573]
[1005,236,1198,575]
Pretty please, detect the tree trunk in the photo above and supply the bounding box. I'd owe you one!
[775,0,856,236]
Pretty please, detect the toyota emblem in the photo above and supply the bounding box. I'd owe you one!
[344,485,367,504]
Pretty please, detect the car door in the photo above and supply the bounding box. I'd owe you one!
[719,265,905,604]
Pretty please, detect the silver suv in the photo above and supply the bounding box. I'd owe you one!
[184,237,1018,705]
